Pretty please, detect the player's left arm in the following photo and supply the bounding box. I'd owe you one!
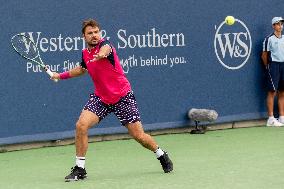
[94,44,112,60]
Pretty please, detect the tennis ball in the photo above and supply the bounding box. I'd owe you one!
[225,16,235,25]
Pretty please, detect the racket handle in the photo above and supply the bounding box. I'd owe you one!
[46,69,58,82]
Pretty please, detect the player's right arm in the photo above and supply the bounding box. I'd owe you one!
[261,51,269,66]
[51,66,87,81]
[51,53,87,81]
[261,36,270,67]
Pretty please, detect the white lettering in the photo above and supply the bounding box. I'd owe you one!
[64,37,73,51]
[137,35,147,48]
[176,33,185,47]
[73,37,81,51]
[169,34,175,46]
[26,62,33,72]
[161,34,169,47]
[21,32,86,52]
[216,33,238,58]
[25,32,41,47]
[39,37,49,52]
[26,62,43,72]
[58,34,64,51]
[49,38,57,51]
[236,32,248,57]
[117,29,127,49]
[117,28,185,49]
[63,60,80,71]
[128,35,137,48]
[170,56,186,67]
[45,64,60,72]
[152,28,161,47]
[19,28,186,53]
[140,55,167,66]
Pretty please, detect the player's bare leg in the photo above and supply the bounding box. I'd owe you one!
[126,121,173,173]
[278,91,284,115]
[75,110,100,156]
[278,91,284,124]
[266,91,283,126]
[65,110,100,182]
[126,121,157,151]
[267,91,276,117]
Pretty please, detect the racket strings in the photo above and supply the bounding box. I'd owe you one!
[11,35,39,60]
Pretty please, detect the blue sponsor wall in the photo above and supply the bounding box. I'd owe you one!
[0,0,281,144]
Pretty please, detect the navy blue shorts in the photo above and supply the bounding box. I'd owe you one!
[266,62,284,91]
[83,91,141,126]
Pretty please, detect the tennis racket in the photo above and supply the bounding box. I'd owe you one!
[11,34,58,82]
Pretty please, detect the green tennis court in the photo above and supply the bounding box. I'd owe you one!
[1,126,284,189]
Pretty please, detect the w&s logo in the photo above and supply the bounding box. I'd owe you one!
[214,18,252,70]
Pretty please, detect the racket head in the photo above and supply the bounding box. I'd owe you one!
[11,34,40,61]
[11,34,58,82]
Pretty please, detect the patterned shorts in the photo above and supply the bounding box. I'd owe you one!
[83,91,141,126]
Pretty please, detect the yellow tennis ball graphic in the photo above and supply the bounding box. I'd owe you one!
[225,16,235,25]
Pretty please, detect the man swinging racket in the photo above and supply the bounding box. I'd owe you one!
[51,19,173,182]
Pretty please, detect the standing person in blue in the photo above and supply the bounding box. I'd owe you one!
[262,17,284,127]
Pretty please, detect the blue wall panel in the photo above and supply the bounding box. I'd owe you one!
[0,0,280,144]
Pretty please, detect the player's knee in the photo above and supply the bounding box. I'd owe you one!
[268,91,277,97]
[278,91,284,97]
[132,132,146,142]
[76,121,89,134]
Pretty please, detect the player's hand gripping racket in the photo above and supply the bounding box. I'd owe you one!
[11,34,58,82]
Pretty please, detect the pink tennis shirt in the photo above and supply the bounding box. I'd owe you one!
[81,38,131,104]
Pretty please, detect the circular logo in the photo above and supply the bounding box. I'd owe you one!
[214,19,252,70]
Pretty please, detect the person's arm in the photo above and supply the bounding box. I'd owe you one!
[261,51,269,67]
[93,44,112,60]
[51,66,87,81]
[262,36,270,67]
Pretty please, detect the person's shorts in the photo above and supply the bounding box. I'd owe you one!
[83,91,141,126]
[266,62,284,91]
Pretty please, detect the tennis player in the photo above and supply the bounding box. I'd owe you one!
[51,19,173,182]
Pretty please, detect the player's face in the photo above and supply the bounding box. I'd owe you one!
[273,22,283,33]
[83,26,101,47]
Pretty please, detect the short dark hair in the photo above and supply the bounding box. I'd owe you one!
[82,19,100,34]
